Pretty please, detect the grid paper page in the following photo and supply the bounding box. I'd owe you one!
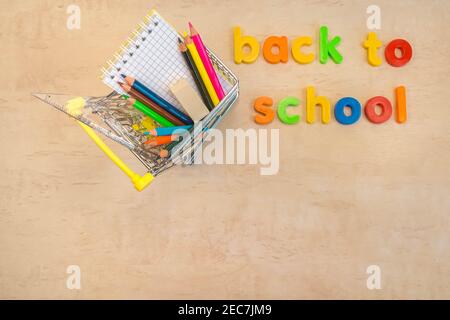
[102,12,232,111]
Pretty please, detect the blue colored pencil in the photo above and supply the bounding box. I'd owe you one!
[121,74,194,125]
[145,125,193,136]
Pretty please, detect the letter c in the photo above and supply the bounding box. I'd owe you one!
[277,97,300,124]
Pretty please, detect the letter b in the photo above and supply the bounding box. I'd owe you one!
[234,27,260,64]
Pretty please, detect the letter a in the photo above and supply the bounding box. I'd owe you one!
[263,36,289,64]
[366,5,381,30]
[66,265,81,290]
[66,4,81,30]
[366,265,381,290]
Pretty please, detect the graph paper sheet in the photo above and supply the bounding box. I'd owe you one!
[101,10,232,112]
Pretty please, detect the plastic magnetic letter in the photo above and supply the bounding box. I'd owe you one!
[363,32,382,66]
[291,36,314,64]
[365,96,392,124]
[385,39,413,67]
[233,27,260,64]
[395,86,407,123]
[306,86,331,124]
[277,97,300,124]
[319,26,343,64]
[334,97,362,125]
[263,36,289,64]
[254,96,275,125]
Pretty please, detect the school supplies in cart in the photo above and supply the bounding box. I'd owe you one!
[33,10,239,191]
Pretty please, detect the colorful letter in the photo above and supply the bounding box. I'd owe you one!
[319,26,343,64]
[277,97,300,124]
[363,32,382,66]
[291,36,314,64]
[254,96,274,124]
[306,86,331,124]
[263,36,289,64]
[334,97,362,125]
[365,96,392,124]
[395,86,407,123]
[233,27,260,64]
[385,39,413,67]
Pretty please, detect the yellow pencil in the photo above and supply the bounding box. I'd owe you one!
[183,32,220,106]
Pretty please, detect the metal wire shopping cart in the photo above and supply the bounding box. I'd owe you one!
[34,48,239,191]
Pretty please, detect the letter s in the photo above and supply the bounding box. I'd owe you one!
[254,96,274,125]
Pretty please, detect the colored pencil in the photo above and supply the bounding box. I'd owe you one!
[178,38,214,111]
[183,33,220,106]
[124,97,175,127]
[189,22,225,100]
[159,141,179,158]
[121,75,193,125]
[146,125,192,136]
[145,135,180,147]
[119,82,185,126]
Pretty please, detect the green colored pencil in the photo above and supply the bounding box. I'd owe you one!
[124,96,175,127]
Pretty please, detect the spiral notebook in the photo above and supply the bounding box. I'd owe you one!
[101,10,232,112]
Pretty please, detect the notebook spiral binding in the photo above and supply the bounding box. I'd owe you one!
[100,12,162,80]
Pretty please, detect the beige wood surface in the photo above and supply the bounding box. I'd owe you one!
[0,0,449,299]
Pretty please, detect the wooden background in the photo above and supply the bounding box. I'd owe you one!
[0,0,449,299]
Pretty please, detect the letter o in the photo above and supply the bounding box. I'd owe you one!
[365,96,392,124]
[384,39,413,67]
[334,97,362,125]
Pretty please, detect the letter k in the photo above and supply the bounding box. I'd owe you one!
[319,26,343,64]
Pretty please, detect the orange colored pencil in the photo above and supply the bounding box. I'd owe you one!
[144,135,179,147]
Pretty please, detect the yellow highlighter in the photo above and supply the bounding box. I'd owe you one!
[183,32,220,106]
[67,97,153,191]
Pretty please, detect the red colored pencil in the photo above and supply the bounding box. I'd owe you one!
[189,22,225,100]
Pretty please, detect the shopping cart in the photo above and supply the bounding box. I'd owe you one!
[34,48,239,191]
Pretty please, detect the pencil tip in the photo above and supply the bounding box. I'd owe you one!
[188,22,197,35]
[117,82,129,91]
[160,149,169,158]
[120,74,126,78]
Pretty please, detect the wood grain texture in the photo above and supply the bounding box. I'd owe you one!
[0,0,449,299]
